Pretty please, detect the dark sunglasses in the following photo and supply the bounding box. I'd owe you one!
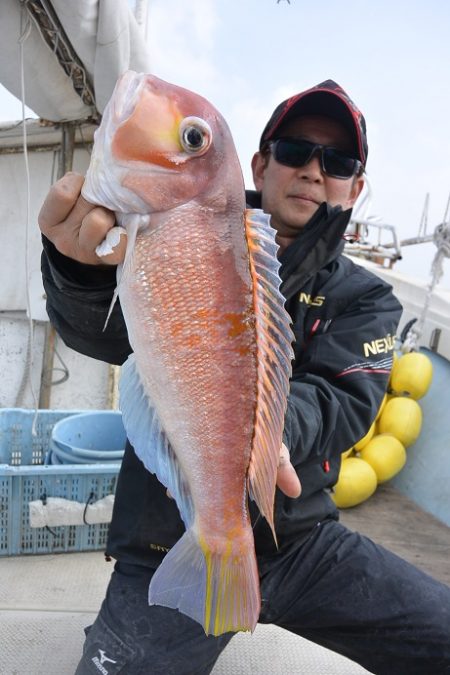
[267,138,363,179]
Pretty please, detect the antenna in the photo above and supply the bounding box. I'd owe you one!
[443,190,450,225]
[418,192,429,238]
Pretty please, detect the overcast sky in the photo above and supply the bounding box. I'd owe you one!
[1,0,449,288]
[145,0,450,289]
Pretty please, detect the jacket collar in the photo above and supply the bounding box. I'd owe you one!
[245,190,352,300]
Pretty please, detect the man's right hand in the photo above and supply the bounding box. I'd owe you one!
[38,172,126,266]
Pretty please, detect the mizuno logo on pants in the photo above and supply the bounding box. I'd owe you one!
[91,649,117,674]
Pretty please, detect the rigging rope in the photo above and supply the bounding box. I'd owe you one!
[15,6,39,431]
[402,221,450,352]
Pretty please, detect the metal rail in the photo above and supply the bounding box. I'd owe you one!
[345,217,402,266]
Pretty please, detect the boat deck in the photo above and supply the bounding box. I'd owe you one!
[1,484,449,675]
[340,483,450,586]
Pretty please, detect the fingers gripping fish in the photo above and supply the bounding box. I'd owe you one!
[82,71,294,636]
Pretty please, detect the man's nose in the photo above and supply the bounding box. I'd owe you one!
[296,154,323,181]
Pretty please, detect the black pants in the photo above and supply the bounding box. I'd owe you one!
[75,521,450,675]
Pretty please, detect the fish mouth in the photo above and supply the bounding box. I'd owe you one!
[113,71,146,124]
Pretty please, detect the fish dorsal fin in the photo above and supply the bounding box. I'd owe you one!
[245,208,294,543]
[119,354,195,528]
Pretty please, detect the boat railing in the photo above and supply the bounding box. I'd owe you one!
[345,217,402,267]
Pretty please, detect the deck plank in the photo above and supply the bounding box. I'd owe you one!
[339,484,450,586]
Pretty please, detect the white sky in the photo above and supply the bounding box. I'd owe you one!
[1,0,449,288]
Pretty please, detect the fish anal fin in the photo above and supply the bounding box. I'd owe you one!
[119,354,194,528]
[245,209,294,542]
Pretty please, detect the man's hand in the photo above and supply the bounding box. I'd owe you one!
[277,443,302,498]
[38,172,126,265]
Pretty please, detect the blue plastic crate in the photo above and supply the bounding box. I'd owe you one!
[0,408,121,556]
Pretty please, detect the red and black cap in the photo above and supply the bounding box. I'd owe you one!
[259,79,368,166]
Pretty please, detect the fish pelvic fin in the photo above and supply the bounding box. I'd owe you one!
[119,354,194,528]
[245,209,294,544]
[149,528,260,636]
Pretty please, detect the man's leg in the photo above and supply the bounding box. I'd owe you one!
[259,520,450,675]
[75,562,234,675]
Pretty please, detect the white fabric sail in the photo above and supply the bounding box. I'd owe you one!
[0,0,151,121]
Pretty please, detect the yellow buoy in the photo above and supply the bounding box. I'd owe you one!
[354,421,376,451]
[331,457,378,508]
[378,397,422,447]
[359,434,406,483]
[389,352,433,400]
[341,448,353,459]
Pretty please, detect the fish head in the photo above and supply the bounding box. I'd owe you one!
[97,71,241,213]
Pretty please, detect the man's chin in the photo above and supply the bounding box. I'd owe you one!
[289,203,319,226]
[281,216,315,234]
[269,206,318,235]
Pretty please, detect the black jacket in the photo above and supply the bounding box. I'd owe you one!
[41,192,402,566]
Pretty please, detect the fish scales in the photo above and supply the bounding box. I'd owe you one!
[121,209,258,536]
[82,71,294,635]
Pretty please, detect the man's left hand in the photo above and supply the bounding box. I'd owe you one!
[277,443,302,498]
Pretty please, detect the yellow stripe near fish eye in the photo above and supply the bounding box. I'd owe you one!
[112,91,184,165]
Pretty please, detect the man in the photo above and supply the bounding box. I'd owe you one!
[39,80,450,674]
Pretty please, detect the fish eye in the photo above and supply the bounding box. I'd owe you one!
[179,117,212,155]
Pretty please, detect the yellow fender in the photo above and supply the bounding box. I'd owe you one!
[378,397,422,447]
[389,352,433,400]
[359,434,406,483]
[331,457,378,508]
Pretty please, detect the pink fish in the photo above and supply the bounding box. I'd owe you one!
[82,71,293,635]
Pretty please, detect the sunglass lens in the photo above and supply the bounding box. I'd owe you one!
[273,140,314,168]
[323,149,358,178]
[271,140,360,178]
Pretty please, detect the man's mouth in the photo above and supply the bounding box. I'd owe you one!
[288,194,319,204]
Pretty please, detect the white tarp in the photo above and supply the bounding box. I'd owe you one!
[0,122,93,319]
[0,0,151,318]
[0,0,151,121]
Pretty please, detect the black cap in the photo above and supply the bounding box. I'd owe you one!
[259,79,368,166]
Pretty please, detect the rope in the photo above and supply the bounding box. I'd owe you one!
[17,6,39,432]
[402,221,450,352]
[83,492,96,525]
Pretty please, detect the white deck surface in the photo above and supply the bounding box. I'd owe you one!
[0,551,370,675]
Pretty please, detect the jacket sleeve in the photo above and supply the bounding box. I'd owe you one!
[283,270,403,467]
[41,236,132,365]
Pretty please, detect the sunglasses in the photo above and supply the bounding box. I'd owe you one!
[267,138,363,179]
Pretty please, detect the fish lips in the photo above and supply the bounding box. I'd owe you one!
[112,70,146,124]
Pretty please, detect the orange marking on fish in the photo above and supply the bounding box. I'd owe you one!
[112,88,182,166]
[223,311,254,339]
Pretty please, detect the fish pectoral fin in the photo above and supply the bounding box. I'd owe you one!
[149,528,260,636]
[101,214,150,331]
[245,208,295,543]
[119,354,194,528]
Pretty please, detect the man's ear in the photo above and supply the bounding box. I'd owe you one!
[349,175,365,207]
[251,152,266,191]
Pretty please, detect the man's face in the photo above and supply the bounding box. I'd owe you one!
[251,115,364,241]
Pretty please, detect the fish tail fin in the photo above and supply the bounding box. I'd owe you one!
[149,528,260,636]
